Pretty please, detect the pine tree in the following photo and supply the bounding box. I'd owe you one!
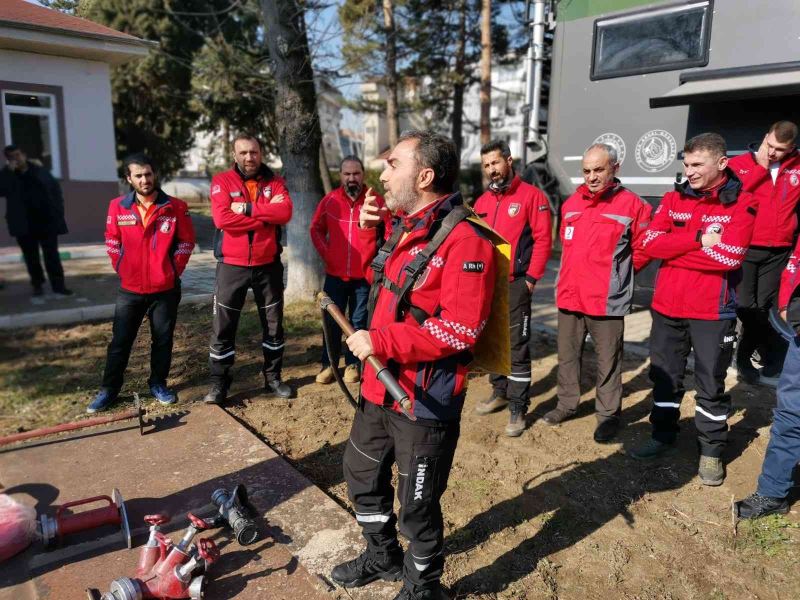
[82,0,209,178]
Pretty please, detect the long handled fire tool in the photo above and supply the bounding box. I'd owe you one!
[0,394,146,448]
[318,292,416,421]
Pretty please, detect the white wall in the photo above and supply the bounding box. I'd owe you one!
[0,49,118,182]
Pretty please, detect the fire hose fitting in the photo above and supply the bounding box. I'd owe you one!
[210,484,260,546]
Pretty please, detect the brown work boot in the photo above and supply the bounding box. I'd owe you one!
[343,364,360,383]
[541,407,573,426]
[474,393,509,415]
[316,367,335,385]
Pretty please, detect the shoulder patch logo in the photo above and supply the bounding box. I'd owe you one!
[463,261,484,273]
[263,186,272,198]
[508,203,521,217]
[705,223,724,235]
[212,184,221,195]
[791,174,799,187]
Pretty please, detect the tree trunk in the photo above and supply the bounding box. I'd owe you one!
[479,0,492,146]
[319,145,333,195]
[260,0,325,302]
[383,0,399,147]
[451,0,467,156]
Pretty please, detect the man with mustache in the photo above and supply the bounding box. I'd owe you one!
[88,153,195,413]
[471,140,552,437]
[545,143,652,443]
[330,130,496,599]
[630,133,757,487]
[728,121,800,386]
[204,133,294,405]
[310,155,388,385]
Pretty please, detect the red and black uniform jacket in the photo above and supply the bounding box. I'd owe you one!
[105,190,195,294]
[557,180,652,317]
[359,193,496,421]
[728,147,800,247]
[642,172,757,320]
[779,240,800,311]
[309,186,389,280]
[472,175,552,284]
[210,164,293,266]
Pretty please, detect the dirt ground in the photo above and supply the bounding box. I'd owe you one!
[1,302,798,599]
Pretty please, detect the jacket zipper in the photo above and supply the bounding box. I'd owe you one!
[346,201,354,278]
[491,194,501,227]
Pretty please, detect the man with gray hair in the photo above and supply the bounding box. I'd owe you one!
[542,143,652,443]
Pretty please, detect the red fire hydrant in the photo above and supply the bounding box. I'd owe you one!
[98,513,219,600]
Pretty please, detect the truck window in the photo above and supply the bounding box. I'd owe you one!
[591,1,712,80]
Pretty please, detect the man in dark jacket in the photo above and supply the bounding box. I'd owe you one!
[0,144,71,296]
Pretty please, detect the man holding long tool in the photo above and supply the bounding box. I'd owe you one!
[329,131,497,600]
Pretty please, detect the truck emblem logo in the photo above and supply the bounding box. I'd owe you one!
[508,203,521,217]
[593,133,626,165]
[635,130,677,173]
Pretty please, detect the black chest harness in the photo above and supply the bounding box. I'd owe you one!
[366,204,474,329]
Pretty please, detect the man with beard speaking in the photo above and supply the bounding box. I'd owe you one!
[310,155,389,385]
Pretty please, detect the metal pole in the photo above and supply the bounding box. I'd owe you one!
[521,0,534,167]
[528,0,547,152]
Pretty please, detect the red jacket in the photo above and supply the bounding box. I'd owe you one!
[210,165,293,266]
[728,149,800,247]
[105,190,195,294]
[557,181,652,316]
[779,240,800,310]
[360,193,496,421]
[473,175,552,283]
[309,186,388,280]
[642,173,757,320]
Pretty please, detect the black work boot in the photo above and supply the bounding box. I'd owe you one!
[330,549,402,588]
[204,376,230,405]
[265,378,294,399]
[734,492,790,520]
[394,582,450,600]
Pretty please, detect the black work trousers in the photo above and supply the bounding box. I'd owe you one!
[209,261,284,383]
[101,286,181,391]
[16,233,65,290]
[343,400,460,589]
[489,278,532,412]
[737,246,791,371]
[648,310,736,457]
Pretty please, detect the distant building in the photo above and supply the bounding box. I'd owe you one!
[361,61,531,167]
[339,128,364,160]
[0,0,151,244]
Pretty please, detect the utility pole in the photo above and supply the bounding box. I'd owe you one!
[522,0,547,167]
[479,0,492,145]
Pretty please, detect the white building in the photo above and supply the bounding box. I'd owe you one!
[361,61,528,167]
[0,0,151,244]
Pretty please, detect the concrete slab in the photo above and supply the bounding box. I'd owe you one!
[0,404,398,599]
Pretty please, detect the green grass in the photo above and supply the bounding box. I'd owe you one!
[738,514,800,557]
[0,300,323,436]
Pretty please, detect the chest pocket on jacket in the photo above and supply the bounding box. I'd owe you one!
[561,212,584,245]
[590,214,630,257]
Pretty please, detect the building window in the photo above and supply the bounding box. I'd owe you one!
[2,90,61,178]
[591,1,712,81]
